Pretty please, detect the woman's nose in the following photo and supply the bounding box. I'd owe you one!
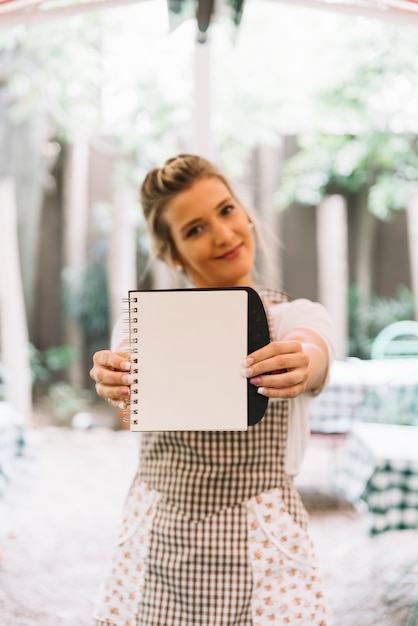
[212,220,233,245]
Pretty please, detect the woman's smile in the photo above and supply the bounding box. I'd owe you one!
[215,243,244,261]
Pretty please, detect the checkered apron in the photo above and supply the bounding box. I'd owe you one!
[93,290,332,626]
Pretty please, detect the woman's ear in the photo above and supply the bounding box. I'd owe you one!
[163,250,184,273]
[172,255,185,272]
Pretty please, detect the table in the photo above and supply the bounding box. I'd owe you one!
[335,422,418,534]
[309,358,418,434]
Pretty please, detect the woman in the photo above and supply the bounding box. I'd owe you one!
[90,154,334,626]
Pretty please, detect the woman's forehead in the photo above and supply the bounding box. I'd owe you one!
[171,177,231,209]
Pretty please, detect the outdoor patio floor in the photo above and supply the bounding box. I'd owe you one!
[1,424,417,626]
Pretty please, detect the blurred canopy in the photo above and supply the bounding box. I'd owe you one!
[1,0,418,33]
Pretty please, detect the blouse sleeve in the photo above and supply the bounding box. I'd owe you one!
[269,298,335,476]
[110,315,130,353]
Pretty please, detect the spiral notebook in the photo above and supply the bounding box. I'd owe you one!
[126,287,270,431]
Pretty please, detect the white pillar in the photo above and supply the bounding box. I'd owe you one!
[316,195,348,359]
[253,143,283,290]
[108,183,138,329]
[0,177,33,422]
[191,38,213,159]
[63,140,90,385]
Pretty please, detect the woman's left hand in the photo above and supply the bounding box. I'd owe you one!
[241,340,310,399]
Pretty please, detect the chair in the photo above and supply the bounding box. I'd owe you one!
[370,320,418,360]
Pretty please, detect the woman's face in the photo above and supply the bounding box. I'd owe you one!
[165,177,255,289]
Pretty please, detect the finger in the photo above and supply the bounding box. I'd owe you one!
[91,363,134,386]
[92,350,131,371]
[95,381,131,403]
[90,351,131,387]
[242,355,288,378]
[242,351,308,379]
[106,397,129,411]
[256,380,307,399]
[244,341,301,367]
[250,364,308,388]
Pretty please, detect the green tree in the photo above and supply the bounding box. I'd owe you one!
[277,21,418,326]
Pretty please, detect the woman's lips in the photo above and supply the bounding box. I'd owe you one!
[216,243,243,260]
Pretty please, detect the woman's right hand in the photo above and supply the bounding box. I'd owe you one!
[89,350,132,410]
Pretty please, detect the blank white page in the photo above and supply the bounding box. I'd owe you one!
[129,289,248,431]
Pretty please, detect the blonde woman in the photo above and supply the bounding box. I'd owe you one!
[90,154,334,626]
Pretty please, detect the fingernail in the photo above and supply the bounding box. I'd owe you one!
[240,368,253,378]
[257,387,266,396]
[242,357,254,367]
[121,361,131,371]
[250,377,262,385]
[118,402,126,410]
[121,374,134,384]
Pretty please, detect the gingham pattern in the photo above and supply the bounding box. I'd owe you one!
[138,404,306,525]
[335,423,418,534]
[364,461,418,534]
[309,383,367,434]
[136,498,253,626]
[360,383,418,426]
[94,483,330,626]
[93,289,331,625]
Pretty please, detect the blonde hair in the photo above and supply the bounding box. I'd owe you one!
[140,153,261,264]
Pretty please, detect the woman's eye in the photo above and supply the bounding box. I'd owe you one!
[186,225,202,238]
[221,204,234,216]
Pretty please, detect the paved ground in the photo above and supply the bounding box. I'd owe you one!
[1,423,418,626]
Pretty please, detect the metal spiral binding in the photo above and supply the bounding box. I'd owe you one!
[122,295,139,426]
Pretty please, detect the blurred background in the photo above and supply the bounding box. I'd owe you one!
[1,3,418,625]
[1,0,418,427]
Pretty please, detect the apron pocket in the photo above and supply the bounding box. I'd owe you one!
[246,488,332,626]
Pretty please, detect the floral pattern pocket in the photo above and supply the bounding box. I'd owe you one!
[246,489,332,626]
[93,478,160,626]
[116,474,158,544]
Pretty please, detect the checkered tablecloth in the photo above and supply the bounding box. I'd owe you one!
[335,422,418,534]
[309,358,418,434]
[309,382,367,433]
